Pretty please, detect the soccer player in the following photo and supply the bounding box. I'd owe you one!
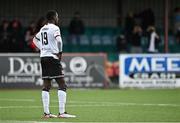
[33,10,76,118]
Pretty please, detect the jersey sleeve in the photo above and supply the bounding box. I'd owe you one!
[33,32,41,49]
[54,29,61,38]
[54,28,63,52]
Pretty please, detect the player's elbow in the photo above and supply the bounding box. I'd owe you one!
[33,38,40,49]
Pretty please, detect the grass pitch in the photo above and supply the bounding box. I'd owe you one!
[0,89,180,122]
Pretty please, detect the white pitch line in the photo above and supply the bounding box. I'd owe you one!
[1,98,180,107]
[0,98,180,108]
[0,98,35,102]
[67,101,180,107]
[0,121,179,123]
[0,103,180,109]
[0,105,44,109]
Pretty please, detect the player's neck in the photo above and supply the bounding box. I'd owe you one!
[48,20,55,24]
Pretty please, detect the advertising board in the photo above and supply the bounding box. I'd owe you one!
[119,54,180,88]
[0,53,107,88]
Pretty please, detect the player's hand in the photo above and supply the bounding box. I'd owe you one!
[53,52,62,60]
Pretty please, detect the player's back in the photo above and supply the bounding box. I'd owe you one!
[39,23,61,58]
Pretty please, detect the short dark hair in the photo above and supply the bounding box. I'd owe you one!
[46,10,57,21]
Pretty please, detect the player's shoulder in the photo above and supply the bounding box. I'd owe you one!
[49,24,60,31]
[40,24,48,31]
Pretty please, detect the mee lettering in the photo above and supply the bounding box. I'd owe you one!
[128,57,180,73]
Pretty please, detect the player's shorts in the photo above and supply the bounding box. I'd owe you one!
[40,57,64,79]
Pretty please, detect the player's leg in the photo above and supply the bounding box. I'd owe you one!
[55,78,76,118]
[42,79,51,115]
[42,79,51,114]
[40,57,57,118]
[55,78,67,114]
[42,79,57,118]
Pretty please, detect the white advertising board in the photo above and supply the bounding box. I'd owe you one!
[119,54,180,88]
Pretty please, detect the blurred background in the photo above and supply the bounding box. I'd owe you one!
[0,0,180,87]
[0,1,180,122]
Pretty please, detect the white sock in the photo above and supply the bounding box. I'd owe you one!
[58,90,67,114]
[42,91,50,114]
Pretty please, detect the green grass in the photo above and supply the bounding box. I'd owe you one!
[0,89,180,122]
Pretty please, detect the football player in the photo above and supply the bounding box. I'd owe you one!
[33,10,76,118]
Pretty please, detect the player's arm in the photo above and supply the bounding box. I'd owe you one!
[54,29,63,60]
[33,32,41,49]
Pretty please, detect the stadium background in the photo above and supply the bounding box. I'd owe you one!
[0,0,180,85]
[0,0,180,122]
